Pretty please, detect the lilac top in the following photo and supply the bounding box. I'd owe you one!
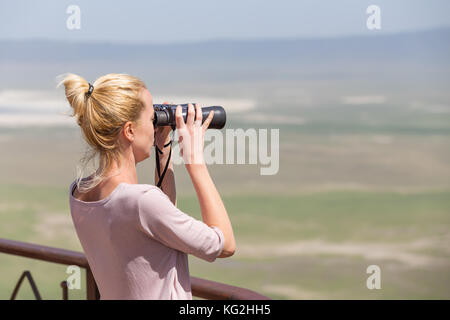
[68,180,225,300]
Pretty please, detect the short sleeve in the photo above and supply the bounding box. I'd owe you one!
[137,187,225,262]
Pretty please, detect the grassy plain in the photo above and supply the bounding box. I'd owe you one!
[0,118,449,299]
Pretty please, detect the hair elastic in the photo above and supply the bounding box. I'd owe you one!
[86,83,94,97]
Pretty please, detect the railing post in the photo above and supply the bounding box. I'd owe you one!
[86,267,100,300]
[60,281,68,300]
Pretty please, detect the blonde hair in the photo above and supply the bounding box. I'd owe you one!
[58,73,146,193]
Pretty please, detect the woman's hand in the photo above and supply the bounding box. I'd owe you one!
[154,101,172,149]
[175,103,214,167]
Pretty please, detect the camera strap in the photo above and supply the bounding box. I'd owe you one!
[155,139,173,190]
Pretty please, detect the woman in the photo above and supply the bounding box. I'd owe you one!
[61,73,236,300]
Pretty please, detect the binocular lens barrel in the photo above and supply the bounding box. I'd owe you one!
[153,104,226,129]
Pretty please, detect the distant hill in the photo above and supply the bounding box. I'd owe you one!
[1,27,449,88]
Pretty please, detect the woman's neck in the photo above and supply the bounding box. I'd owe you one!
[101,150,139,185]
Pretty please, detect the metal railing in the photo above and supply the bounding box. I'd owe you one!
[0,238,270,300]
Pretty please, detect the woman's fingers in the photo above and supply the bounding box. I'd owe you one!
[175,105,186,129]
[186,103,195,127]
[176,103,209,165]
[195,103,202,124]
[202,110,214,133]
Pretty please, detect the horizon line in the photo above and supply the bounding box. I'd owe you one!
[1,26,449,46]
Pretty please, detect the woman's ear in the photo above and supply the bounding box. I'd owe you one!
[122,121,135,142]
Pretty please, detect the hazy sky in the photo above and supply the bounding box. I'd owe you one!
[1,0,449,43]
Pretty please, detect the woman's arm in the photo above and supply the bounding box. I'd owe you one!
[186,163,236,257]
[176,103,236,257]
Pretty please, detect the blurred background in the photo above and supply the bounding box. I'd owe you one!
[0,0,449,299]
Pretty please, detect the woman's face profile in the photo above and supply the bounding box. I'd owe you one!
[130,87,155,163]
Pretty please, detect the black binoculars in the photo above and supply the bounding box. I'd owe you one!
[153,104,226,130]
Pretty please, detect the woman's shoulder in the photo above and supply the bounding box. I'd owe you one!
[116,183,168,202]
[121,183,164,195]
[118,183,174,218]
[69,180,166,207]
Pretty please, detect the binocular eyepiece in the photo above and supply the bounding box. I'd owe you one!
[153,104,226,130]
